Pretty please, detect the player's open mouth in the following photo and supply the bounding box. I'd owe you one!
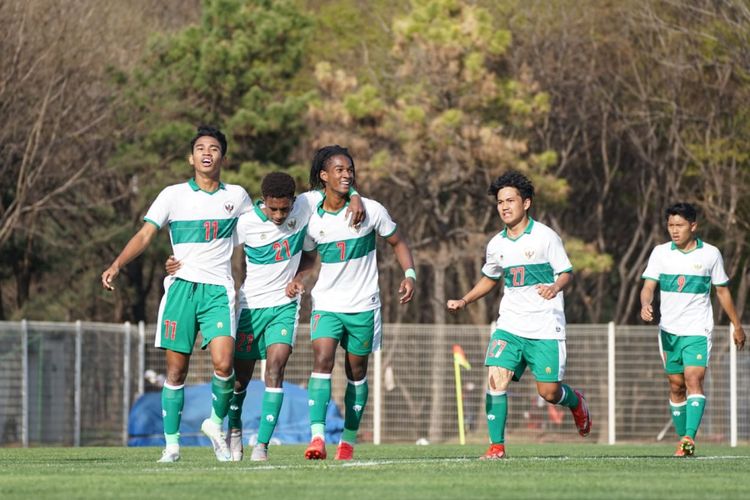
[202,158,212,166]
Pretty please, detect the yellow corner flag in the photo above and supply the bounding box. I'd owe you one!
[453,344,471,370]
[452,344,471,444]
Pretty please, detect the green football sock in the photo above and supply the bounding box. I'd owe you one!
[210,371,235,424]
[162,383,184,444]
[308,372,331,437]
[556,384,580,409]
[669,400,687,437]
[227,389,247,430]
[342,378,369,444]
[257,388,284,445]
[486,391,507,444]
[685,394,706,439]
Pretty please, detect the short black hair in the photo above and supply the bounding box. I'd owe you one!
[488,170,534,200]
[190,125,228,156]
[665,202,697,223]
[261,172,296,199]
[309,145,355,190]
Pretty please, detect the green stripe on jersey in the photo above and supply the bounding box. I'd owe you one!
[503,263,554,288]
[244,227,307,265]
[318,231,376,263]
[169,218,237,244]
[660,274,711,294]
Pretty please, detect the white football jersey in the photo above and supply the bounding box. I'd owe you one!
[304,196,397,312]
[642,239,729,336]
[482,219,572,340]
[237,191,321,309]
[144,178,251,286]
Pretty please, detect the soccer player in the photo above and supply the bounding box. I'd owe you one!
[640,202,746,457]
[101,126,251,463]
[302,145,416,460]
[165,173,365,461]
[446,171,591,460]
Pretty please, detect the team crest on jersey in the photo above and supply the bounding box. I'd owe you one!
[693,263,703,271]
[287,218,297,230]
[524,248,535,260]
[260,233,267,240]
[224,202,234,214]
[319,230,325,237]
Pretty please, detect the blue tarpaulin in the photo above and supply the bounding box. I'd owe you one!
[128,380,343,446]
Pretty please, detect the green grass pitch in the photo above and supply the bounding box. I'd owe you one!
[1,444,747,499]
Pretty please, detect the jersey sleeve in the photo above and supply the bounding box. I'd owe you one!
[547,231,573,274]
[641,247,661,281]
[481,237,502,281]
[369,201,398,238]
[710,249,730,286]
[303,230,317,252]
[143,188,171,230]
[237,188,253,215]
[297,190,324,214]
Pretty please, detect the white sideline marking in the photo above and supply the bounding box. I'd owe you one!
[144,455,750,472]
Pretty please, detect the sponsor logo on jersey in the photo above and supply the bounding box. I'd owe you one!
[224,202,234,213]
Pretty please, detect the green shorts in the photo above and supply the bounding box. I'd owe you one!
[659,330,710,374]
[155,277,235,354]
[234,301,299,360]
[310,309,382,355]
[485,329,566,382]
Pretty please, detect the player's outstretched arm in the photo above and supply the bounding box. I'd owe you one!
[447,276,499,313]
[715,285,746,350]
[640,279,657,322]
[101,223,158,290]
[385,229,416,304]
[286,250,318,298]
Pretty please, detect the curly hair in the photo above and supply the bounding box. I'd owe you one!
[261,172,296,199]
[488,171,534,200]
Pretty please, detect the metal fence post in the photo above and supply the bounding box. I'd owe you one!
[74,320,82,447]
[21,319,29,448]
[730,324,737,448]
[137,321,145,398]
[608,321,616,445]
[373,349,382,445]
[123,322,131,447]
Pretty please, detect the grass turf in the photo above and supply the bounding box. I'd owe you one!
[0,443,747,499]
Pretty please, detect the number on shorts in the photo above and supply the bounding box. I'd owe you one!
[236,332,253,352]
[203,220,219,241]
[509,266,525,286]
[312,314,321,332]
[273,239,291,261]
[163,320,177,341]
[336,241,346,260]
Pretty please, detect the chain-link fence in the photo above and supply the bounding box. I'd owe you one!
[1,321,747,446]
